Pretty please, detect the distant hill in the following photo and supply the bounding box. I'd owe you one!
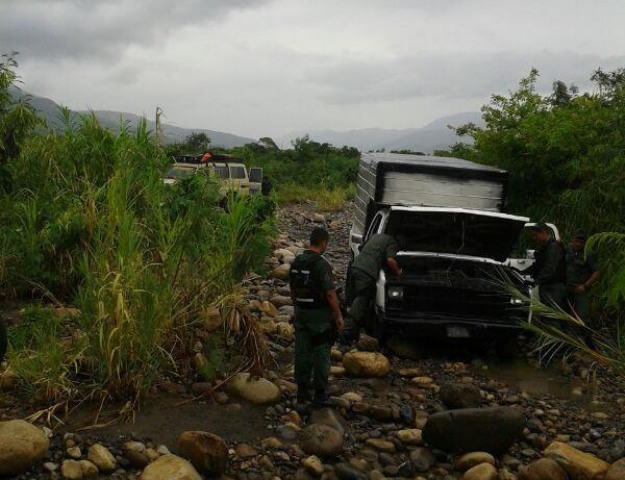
[8,86,255,148]
[278,112,484,152]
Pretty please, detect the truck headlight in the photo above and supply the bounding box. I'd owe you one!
[387,286,403,300]
[510,298,524,305]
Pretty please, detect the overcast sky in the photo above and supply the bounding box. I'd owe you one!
[2,0,624,139]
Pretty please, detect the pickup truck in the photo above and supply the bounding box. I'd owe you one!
[349,153,536,347]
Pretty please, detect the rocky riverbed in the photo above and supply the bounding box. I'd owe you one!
[1,201,625,480]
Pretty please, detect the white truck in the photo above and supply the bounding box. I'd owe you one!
[349,153,535,348]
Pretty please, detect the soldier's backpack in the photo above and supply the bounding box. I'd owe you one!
[290,253,326,308]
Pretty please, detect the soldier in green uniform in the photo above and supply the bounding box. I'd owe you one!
[290,227,344,404]
[529,223,566,308]
[565,230,600,322]
[344,233,403,342]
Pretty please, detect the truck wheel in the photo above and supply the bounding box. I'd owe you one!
[0,318,6,361]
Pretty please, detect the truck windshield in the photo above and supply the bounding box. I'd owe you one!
[229,166,247,179]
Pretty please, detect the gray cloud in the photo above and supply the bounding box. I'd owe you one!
[1,0,271,61]
[309,51,625,105]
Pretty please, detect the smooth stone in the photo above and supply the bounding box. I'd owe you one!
[271,264,291,280]
[176,431,228,476]
[308,408,346,435]
[544,441,610,480]
[226,373,281,405]
[365,438,396,453]
[454,451,496,471]
[0,419,50,477]
[300,424,344,457]
[61,460,83,480]
[422,406,526,454]
[518,458,568,480]
[79,460,98,480]
[140,454,202,480]
[301,455,324,476]
[606,457,625,480]
[343,351,390,378]
[461,463,497,480]
[87,443,116,473]
[334,462,369,480]
[410,447,437,473]
[397,429,423,445]
[439,382,482,409]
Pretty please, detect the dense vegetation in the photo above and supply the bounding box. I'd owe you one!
[449,68,625,367]
[0,57,274,407]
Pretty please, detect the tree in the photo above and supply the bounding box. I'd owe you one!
[0,53,38,192]
[185,132,211,152]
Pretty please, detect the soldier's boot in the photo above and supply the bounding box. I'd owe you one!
[297,384,312,404]
[313,388,330,407]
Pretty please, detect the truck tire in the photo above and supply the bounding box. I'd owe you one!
[0,318,6,361]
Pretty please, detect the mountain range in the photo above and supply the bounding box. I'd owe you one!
[10,86,483,152]
[277,111,483,152]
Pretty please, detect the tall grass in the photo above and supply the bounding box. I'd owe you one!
[1,112,275,406]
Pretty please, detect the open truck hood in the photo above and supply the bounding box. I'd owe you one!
[386,206,529,262]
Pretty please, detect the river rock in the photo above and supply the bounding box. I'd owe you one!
[518,458,568,480]
[271,264,291,280]
[606,458,625,480]
[356,334,379,352]
[365,438,396,453]
[141,454,202,480]
[334,462,369,480]
[226,373,281,404]
[386,335,421,359]
[126,450,151,469]
[409,447,436,472]
[309,408,346,435]
[461,463,497,480]
[261,301,278,317]
[544,441,610,480]
[343,351,390,378]
[397,429,423,445]
[87,443,116,473]
[454,452,496,471]
[300,424,344,457]
[422,406,525,454]
[275,248,296,264]
[61,459,83,480]
[176,431,228,476]
[80,460,98,480]
[0,420,50,477]
[440,382,482,409]
[302,455,324,476]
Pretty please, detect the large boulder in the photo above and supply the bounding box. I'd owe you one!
[439,382,482,409]
[140,454,202,480]
[422,406,525,454]
[342,351,390,378]
[543,441,610,480]
[226,373,281,405]
[0,420,50,477]
[176,431,228,476]
[300,424,344,457]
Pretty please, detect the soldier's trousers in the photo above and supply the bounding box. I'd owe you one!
[346,267,377,332]
[567,290,591,323]
[294,323,331,391]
